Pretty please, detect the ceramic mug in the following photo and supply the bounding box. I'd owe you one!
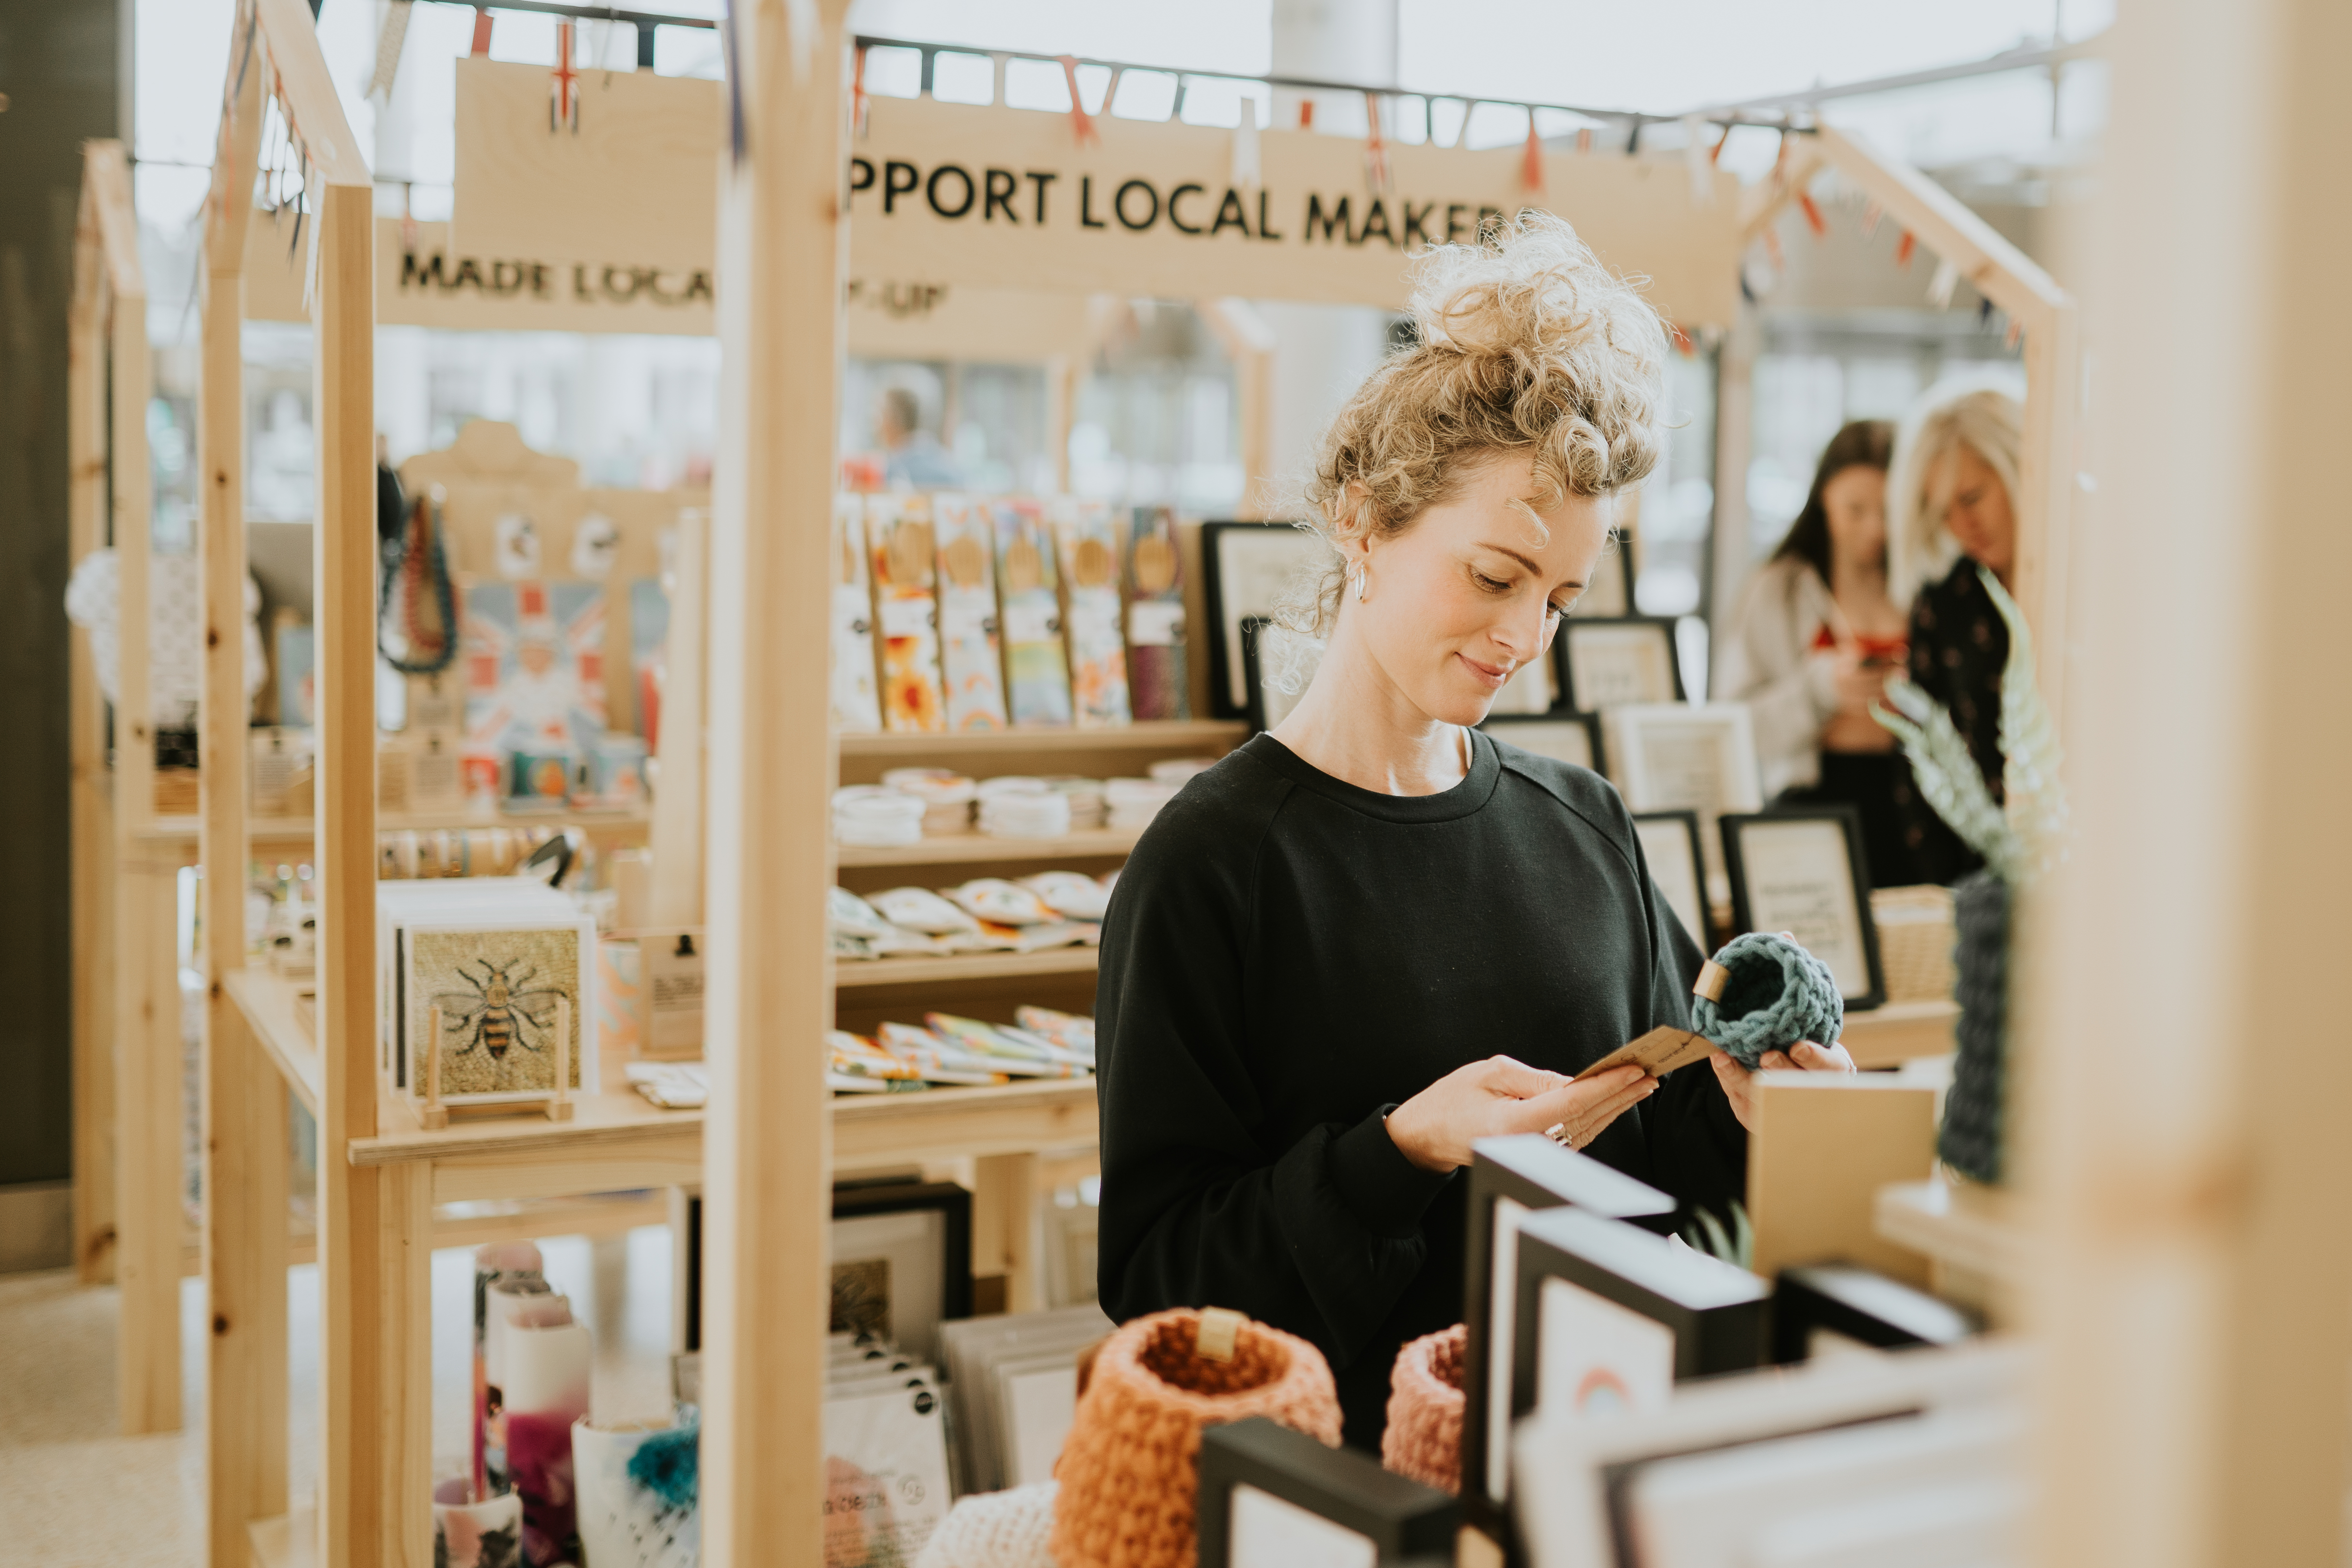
[432,1478,523,1568]
[572,1416,700,1568]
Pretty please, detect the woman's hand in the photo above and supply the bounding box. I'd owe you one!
[1709,1040,1858,1134]
[1822,648,1897,752]
[1385,1056,1657,1173]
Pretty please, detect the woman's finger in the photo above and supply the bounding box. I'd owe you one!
[1480,1055,1571,1099]
[1789,1040,1858,1074]
[1757,1050,1795,1072]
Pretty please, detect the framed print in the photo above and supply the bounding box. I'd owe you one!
[1240,616,1321,734]
[1197,1418,1457,1568]
[867,493,947,733]
[1483,712,1603,774]
[1769,1264,1981,1366]
[1506,1207,1769,1450]
[1604,703,1763,883]
[1511,1339,2027,1568]
[1484,647,1557,717]
[1559,615,1682,712]
[1632,809,1709,950]
[401,917,596,1106]
[1460,1137,1671,1537]
[1720,806,1888,1009]
[1204,521,1327,719]
[828,1181,974,1364]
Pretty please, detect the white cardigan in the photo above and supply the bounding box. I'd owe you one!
[1716,556,1842,798]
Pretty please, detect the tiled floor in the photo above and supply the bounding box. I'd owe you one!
[0,1227,677,1567]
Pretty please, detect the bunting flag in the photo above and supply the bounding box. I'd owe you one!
[2004,317,2024,349]
[551,20,580,133]
[470,6,493,58]
[1796,188,1826,237]
[852,43,870,137]
[1056,56,1100,146]
[400,182,417,254]
[1520,111,1544,193]
[1928,257,1961,308]
[1711,124,1730,164]
[1860,199,1884,239]
[1298,99,1314,130]
[1363,92,1392,193]
[1894,229,1918,268]
[1667,320,1696,356]
[1231,109,1262,195]
[1680,114,1712,205]
[1575,125,1592,153]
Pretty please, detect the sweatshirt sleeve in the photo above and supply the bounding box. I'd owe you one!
[1092,791,1455,1375]
[1720,568,1838,796]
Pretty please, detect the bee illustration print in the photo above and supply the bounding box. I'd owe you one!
[435,959,567,1087]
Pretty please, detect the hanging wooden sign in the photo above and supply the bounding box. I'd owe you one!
[451,61,1744,328]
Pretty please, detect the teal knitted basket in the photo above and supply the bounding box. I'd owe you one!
[1689,931,1844,1069]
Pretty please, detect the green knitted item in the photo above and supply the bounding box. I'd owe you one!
[1690,931,1844,1068]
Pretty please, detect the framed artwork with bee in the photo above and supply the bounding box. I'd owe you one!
[400,917,598,1111]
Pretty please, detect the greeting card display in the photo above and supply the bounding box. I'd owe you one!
[400,918,595,1110]
[462,579,608,797]
[1054,498,1131,728]
[831,494,882,733]
[1125,505,1190,720]
[932,494,1008,732]
[867,494,947,733]
[992,498,1073,727]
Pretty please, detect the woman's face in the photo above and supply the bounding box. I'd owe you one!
[1932,443,2016,575]
[1349,450,1610,727]
[1821,464,1888,571]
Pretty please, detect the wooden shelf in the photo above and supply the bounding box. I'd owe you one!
[836,946,1098,989]
[1875,1175,2025,1283]
[141,803,653,845]
[1841,997,1960,1069]
[839,719,1244,757]
[837,826,1142,867]
[224,967,322,1118]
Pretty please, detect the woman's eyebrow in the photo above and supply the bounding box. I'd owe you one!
[1476,542,1585,590]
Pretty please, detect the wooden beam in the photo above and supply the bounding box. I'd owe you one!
[702,5,853,1563]
[204,33,279,1563]
[2028,0,2352,1562]
[68,162,117,1286]
[647,508,707,928]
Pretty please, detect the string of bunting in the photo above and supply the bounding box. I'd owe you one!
[1056,54,1099,146]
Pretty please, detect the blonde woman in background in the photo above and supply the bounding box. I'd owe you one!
[1718,419,1925,887]
[1888,381,2026,884]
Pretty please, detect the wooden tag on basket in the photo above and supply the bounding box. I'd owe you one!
[1196,1306,1243,1362]
[1572,1025,1713,1083]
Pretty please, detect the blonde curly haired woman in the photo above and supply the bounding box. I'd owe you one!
[1094,214,1851,1449]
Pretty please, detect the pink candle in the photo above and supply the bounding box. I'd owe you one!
[504,1318,592,1566]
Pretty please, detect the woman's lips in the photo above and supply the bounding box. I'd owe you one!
[1458,652,1511,689]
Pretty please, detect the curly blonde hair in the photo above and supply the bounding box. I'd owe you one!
[1285,209,1669,636]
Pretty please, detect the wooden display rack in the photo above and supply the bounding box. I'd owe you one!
[140,4,2070,1564]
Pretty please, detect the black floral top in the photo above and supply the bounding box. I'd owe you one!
[1902,558,2010,885]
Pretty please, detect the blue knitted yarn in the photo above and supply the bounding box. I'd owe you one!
[1689,931,1844,1068]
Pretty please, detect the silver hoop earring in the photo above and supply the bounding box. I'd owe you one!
[1349,564,1366,603]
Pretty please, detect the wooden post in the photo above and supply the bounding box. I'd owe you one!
[2028,1,2352,1563]
[200,46,287,1564]
[81,138,182,1439]
[548,995,574,1122]
[67,159,118,1287]
[973,1152,1041,1314]
[422,1007,447,1129]
[647,508,707,929]
[702,6,852,1563]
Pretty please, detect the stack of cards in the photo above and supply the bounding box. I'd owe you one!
[938,1305,1114,1496]
[824,1333,954,1566]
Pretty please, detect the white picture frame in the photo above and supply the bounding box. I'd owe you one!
[1632,810,1709,951]
[1604,704,1763,885]
[1562,617,1683,711]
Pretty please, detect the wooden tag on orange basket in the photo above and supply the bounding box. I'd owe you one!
[1573,1026,1713,1083]
[1196,1306,1243,1363]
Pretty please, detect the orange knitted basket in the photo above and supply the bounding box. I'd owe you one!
[1380,1323,1466,1495]
[1048,1307,1343,1568]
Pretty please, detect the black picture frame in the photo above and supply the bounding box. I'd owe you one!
[1203,521,1327,719]
[1480,709,1606,774]
[682,1180,973,1356]
[1460,1137,1674,1540]
[1197,1418,1458,1568]
[1507,1207,1769,1448]
[1718,805,1888,1011]
[1558,615,1685,712]
[1769,1264,1982,1366]
[1631,809,1710,951]
[1577,527,1639,619]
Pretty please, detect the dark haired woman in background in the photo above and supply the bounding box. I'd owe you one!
[1718,419,1924,887]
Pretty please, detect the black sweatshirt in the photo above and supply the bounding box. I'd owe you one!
[1093,730,1748,1448]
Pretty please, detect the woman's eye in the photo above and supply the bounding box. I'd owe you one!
[1473,571,1513,593]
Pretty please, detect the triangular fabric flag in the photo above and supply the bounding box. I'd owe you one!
[1056,56,1100,146]
[1521,112,1545,193]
